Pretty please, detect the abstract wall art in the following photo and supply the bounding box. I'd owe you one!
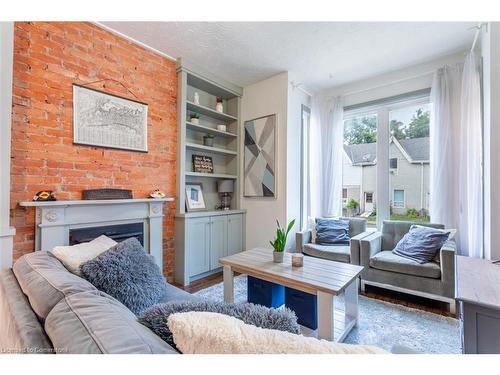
[244,114,276,197]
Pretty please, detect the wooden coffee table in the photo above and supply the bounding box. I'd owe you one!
[219,247,364,342]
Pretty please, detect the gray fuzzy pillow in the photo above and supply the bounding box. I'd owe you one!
[80,238,167,315]
[139,300,300,349]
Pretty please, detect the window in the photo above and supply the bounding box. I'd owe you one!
[342,112,377,227]
[365,192,373,203]
[300,105,310,230]
[342,92,431,229]
[390,158,398,169]
[393,190,405,208]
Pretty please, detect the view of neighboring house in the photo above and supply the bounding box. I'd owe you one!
[342,136,430,217]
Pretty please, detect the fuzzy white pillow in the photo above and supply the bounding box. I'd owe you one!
[51,235,117,275]
[167,311,387,354]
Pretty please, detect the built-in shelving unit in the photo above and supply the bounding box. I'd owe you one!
[174,58,246,286]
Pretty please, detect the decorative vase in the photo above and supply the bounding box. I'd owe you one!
[216,98,224,113]
[203,136,214,147]
[193,92,200,105]
[273,251,284,263]
[217,124,227,132]
[191,117,199,125]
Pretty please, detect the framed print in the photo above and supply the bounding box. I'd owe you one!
[192,155,214,174]
[73,84,148,152]
[244,114,276,197]
[185,183,206,212]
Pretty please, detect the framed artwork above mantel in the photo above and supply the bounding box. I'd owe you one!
[73,84,148,152]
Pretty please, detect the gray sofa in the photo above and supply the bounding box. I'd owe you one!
[0,251,199,354]
[296,217,368,264]
[359,220,456,313]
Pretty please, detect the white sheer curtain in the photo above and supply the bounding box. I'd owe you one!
[308,95,344,219]
[430,52,483,257]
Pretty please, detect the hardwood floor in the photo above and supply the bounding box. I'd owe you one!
[176,272,454,317]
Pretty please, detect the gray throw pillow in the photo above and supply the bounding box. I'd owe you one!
[315,218,350,245]
[139,300,301,349]
[392,225,450,264]
[80,238,167,315]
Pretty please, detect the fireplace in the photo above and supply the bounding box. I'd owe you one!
[69,222,144,246]
[19,197,172,271]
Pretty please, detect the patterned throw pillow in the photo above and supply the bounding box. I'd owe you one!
[392,225,450,264]
[315,218,350,245]
[80,238,167,315]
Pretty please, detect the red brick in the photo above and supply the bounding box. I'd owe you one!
[10,22,178,279]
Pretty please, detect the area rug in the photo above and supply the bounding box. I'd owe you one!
[194,275,460,354]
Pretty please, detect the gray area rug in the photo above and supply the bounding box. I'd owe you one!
[194,275,460,354]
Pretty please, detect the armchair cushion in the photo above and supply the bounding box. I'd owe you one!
[370,251,441,279]
[315,218,350,245]
[392,225,450,264]
[303,244,350,263]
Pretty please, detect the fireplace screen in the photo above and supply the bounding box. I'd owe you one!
[69,222,144,246]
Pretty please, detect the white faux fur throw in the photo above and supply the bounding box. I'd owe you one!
[167,311,388,354]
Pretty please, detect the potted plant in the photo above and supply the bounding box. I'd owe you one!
[346,198,359,217]
[269,219,295,263]
[190,113,200,125]
[203,133,215,147]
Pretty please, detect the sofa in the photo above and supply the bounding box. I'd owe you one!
[0,250,199,354]
[295,217,368,264]
[358,220,456,313]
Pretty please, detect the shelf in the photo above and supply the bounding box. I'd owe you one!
[186,122,237,138]
[186,101,238,122]
[185,172,237,179]
[175,209,246,219]
[187,73,239,99]
[186,142,237,156]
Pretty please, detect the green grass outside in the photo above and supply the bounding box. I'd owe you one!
[366,214,430,223]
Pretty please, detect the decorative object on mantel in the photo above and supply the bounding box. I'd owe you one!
[215,97,224,113]
[216,124,227,132]
[217,180,234,210]
[203,134,215,147]
[292,253,304,267]
[149,189,166,199]
[73,83,148,152]
[33,190,57,201]
[244,114,276,197]
[190,113,200,124]
[82,188,133,200]
[185,183,206,212]
[192,155,214,174]
[193,92,200,105]
[269,219,295,263]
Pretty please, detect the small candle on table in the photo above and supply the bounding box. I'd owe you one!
[292,253,304,267]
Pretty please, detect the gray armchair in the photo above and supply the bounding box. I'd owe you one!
[359,220,456,313]
[296,217,368,264]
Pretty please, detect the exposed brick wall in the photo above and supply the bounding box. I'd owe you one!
[10,22,177,280]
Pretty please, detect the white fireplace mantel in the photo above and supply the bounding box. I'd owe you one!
[19,197,174,270]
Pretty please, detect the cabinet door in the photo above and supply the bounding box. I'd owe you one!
[210,215,227,270]
[227,214,243,256]
[187,217,210,277]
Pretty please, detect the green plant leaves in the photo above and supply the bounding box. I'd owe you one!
[270,218,295,252]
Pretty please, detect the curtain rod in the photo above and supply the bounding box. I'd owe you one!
[290,81,313,97]
[470,23,487,52]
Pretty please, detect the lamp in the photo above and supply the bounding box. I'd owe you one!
[217,180,234,210]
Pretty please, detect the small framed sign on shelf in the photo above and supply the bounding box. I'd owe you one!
[192,155,214,174]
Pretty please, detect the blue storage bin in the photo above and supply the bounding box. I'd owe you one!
[247,276,284,308]
[285,287,318,330]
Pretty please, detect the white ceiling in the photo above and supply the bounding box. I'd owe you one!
[101,22,476,91]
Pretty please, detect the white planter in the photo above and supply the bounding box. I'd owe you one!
[191,118,199,124]
[273,251,284,263]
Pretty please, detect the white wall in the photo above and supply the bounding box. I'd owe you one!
[481,22,500,260]
[323,51,466,107]
[241,72,289,250]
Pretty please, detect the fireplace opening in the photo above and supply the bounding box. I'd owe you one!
[69,222,144,246]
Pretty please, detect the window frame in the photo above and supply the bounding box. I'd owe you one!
[392,189,406,208]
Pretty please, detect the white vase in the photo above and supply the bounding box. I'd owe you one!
[193,92,200,105]
[216,102,223,113]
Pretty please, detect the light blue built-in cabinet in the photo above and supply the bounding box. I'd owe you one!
[174,59,246,286]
